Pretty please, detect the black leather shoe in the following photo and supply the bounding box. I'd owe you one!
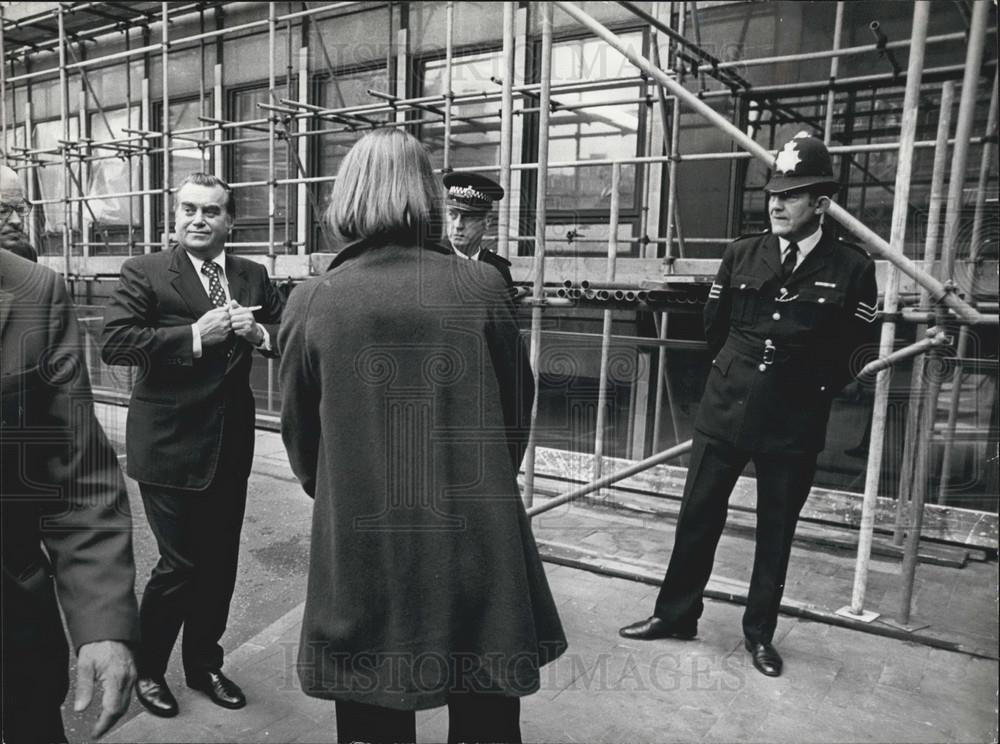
[186,670,246,709]
[745,639,783,677]
[618,616,697,641]
[135,676,179,718]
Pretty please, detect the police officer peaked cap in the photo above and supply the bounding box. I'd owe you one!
[443,172,504,212]
[765,132,838,195]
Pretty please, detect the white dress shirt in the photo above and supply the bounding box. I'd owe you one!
[777,227,822,273]
[185,250,270,357]
[453,246,482,261]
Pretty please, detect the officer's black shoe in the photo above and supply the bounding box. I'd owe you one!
[135,676,179,717]
[618,616,697,641]
[186,669,246,709]
[745,639,783,677]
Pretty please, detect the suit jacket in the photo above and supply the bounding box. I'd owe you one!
[695,229,879,454]
[101,246,284,490]
[1,250,139,667]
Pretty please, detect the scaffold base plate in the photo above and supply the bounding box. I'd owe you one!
[876,616,931,633]
[835,606,880,623]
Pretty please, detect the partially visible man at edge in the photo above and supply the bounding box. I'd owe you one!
[2,186,139,741]
[1,164,38,261]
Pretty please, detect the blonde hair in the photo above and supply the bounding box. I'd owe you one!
[325,128,441,245]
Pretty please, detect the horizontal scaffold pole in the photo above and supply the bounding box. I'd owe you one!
[526,440,693,518]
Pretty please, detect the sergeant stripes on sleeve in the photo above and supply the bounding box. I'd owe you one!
[708,283,723,299]
[855,300,879,323]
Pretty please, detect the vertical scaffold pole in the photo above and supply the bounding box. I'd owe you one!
[846,1,929,620]
[522,1,554,507]
[593,162,622,488]
[822,2,844,144]
[1,3,7,166]
[443,1,454,172]
[266,2,277,413]
[937,68,999,502]
[893,81,954,545]
[161,2,171,251]
[58,4,71,276]
[650,4,682,452]
[142,77,152,254]
[497,1,515,259]
[899,0,990,624]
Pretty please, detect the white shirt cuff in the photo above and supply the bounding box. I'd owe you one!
[191,323,202,358]
[255,325,272,352]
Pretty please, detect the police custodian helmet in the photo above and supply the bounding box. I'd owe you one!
[765,132,839,196]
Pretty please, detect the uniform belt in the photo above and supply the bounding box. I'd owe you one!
[725,335,811,366]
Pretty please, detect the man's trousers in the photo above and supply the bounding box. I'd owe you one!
[652,433,817,644]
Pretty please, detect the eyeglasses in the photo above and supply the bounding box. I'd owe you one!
[0,201,33,219]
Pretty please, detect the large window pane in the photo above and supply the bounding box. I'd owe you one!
[33,118,81,235]
[231,87,291,227]
[546,33,643,212]
[87,107,141,228]
[422,50,503,169]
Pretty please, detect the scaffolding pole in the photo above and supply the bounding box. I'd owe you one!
[893,81,955,545]
[845,1,929,622]
[898,0,991,625]
[593,162,622,490]
[497,1,515,260]
[937,67,999,503]
[552,0,982,326]
[522,2,554,508]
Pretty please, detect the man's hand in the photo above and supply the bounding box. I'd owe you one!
[196,306,232,346]
[229,300,264,345]
[74,640,137,740]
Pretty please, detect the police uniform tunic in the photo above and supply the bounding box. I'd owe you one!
[652,228,878,644]
[698,229,879,453]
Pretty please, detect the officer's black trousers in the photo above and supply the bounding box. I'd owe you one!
[653,433,817,644]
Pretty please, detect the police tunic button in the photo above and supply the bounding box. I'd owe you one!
[820,385,826,392]
[740,283,747,289]
[772,312,781,320]
[818,297,826,304]
[758,363,766,372]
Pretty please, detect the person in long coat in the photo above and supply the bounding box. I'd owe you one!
[279,128,566,744]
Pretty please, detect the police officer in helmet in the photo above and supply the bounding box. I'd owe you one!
[619,133,879,678]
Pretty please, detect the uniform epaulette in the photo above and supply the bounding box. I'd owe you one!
[482,251,511,267]
[730,229,770,244]
[837,236,870,258]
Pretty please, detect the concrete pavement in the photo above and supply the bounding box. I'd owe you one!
[93,404,998,743]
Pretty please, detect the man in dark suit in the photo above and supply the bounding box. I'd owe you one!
[443,171,514,289]
[101,172,284,717]
[2,247,139,743]
[619,134,879,677]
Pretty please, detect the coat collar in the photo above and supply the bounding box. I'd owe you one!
[326,233,451,272]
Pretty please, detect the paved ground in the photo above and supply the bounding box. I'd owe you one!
[83,404,997,744]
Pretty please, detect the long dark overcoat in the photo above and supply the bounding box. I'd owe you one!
[279,236,566,711]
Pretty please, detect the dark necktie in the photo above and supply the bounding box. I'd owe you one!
[781,242,799,282]
[201,260,227,307]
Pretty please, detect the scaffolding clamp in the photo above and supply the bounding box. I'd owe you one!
[869,21,902,78]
